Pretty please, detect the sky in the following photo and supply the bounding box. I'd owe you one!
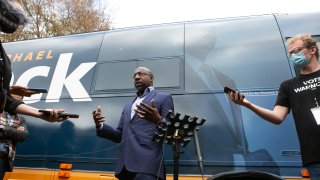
[104,0,320,29]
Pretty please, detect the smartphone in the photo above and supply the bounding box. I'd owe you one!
[39,109,79,119]
[28,88,48,93]
[224,87,236,94]
[224,87,245,98]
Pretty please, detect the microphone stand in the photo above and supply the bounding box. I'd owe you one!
[194,128,204,179]
[153,111,206,180]
[173,129,181,180]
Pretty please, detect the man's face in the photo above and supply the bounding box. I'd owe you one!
[288,39,316,61]
[288,40,308,56]
[133,67,153,92]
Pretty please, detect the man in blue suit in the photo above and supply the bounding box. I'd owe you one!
[93,67,174,180]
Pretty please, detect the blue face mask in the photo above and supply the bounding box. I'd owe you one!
[289,52,310,69]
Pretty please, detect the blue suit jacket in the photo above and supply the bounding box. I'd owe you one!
[97,90,174,179]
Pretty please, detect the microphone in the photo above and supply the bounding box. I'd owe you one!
[57,112,79,119]
[39,110,79,119]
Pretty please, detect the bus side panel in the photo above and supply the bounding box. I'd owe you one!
[178,15,300,176]
[3,32,117,170]
[3,13,320,178]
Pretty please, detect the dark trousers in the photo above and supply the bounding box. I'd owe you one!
[0,157,9,180]
[117,167,163,180]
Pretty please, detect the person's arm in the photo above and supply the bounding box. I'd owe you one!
[5,94,66,122]
[228,91,289,125]
[135,100,162,124]
[10,85,43,97]
[14,103,66,122]
[4,95,24,113]
[92,106,122,143]
[2,116,28,142]
[135,94,174,125]
[160,95,174,119]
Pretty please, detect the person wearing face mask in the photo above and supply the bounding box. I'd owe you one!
[1,0,67,123]
[227,33,320,179]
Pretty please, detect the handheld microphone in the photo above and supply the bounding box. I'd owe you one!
[39,110,79,119]
[57,112,79,119]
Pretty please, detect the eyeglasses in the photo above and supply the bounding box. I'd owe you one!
[132,72,151,79]
[287,47,306,57]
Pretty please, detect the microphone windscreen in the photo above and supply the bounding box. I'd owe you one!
[0,0,31,33]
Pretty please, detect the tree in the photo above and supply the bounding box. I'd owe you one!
[1,0,111,42]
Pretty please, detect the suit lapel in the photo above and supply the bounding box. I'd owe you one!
[142,90,156,105]
[130,90,157,121]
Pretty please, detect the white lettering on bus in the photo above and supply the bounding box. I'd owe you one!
[15,66,50,104]
[12,53,96,104]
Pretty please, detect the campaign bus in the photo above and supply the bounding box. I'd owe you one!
[3,12,320,179]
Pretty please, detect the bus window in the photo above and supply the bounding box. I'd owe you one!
[94,61,136,92]
[93,57,183,93]
[185,15,291,92]
[138,57,183,89]
[97,24,184,62]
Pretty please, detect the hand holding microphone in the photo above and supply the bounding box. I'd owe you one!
[39,109,79,122]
